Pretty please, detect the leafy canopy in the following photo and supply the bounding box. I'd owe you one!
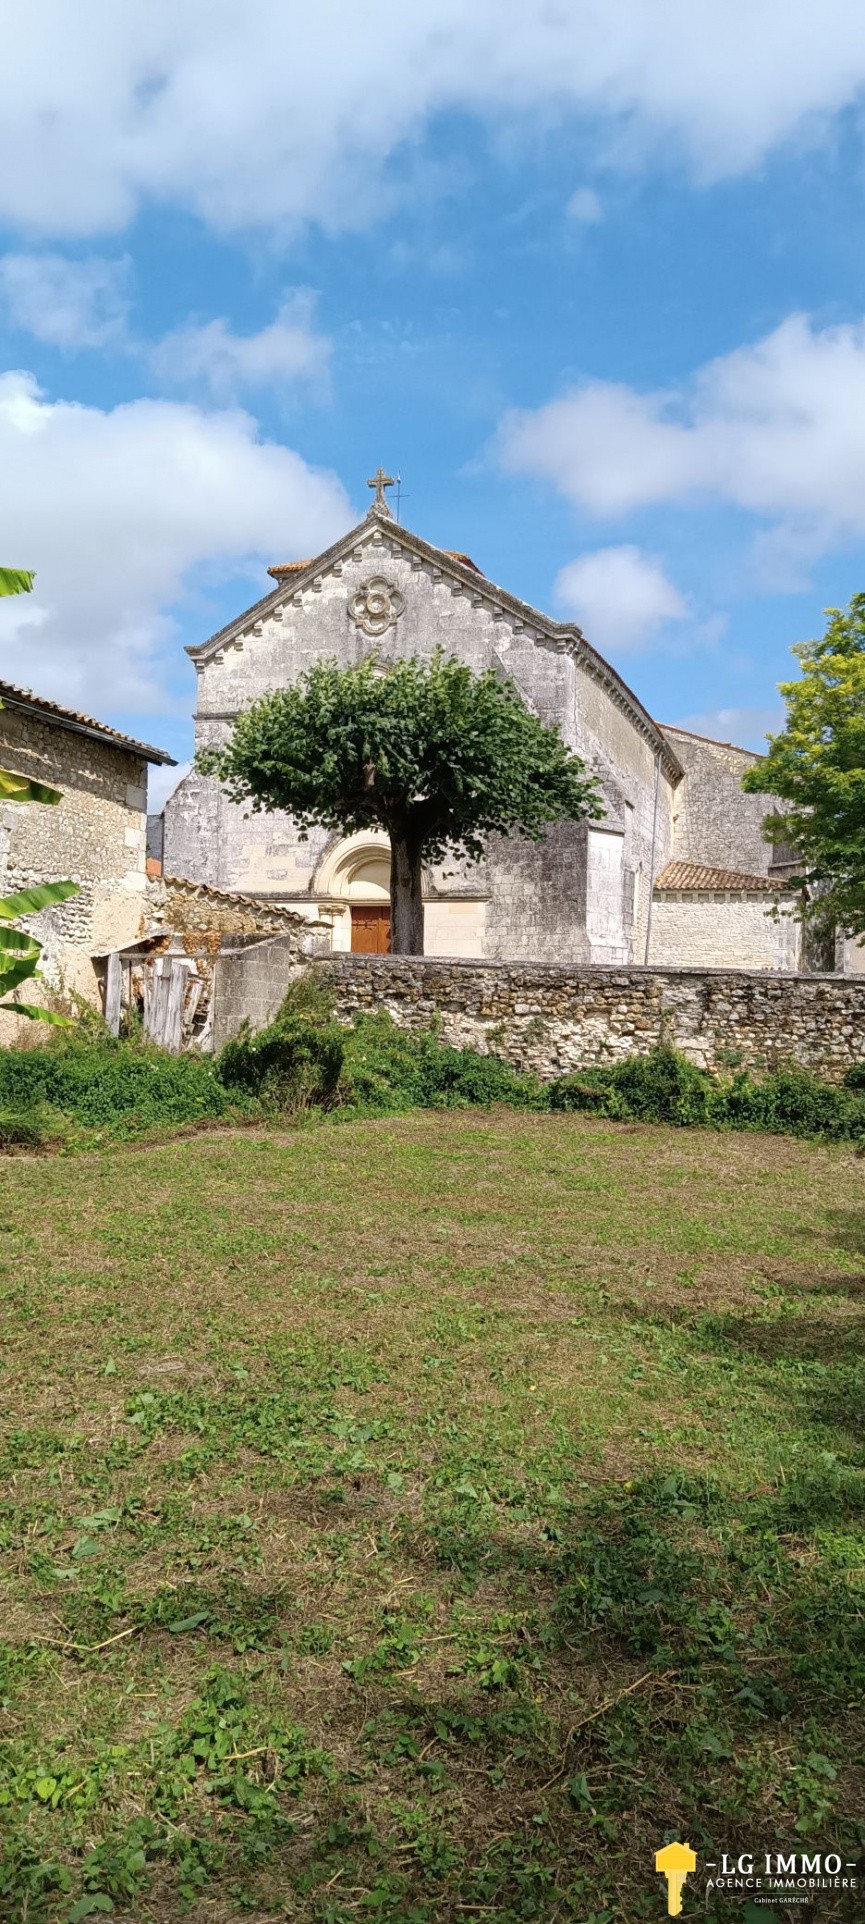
[198,649,602,861]
[743,594,865,936]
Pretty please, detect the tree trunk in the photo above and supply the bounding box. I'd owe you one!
[389,824,425,954]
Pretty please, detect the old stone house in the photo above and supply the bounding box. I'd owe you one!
[164,481,828,973]
[0,679,174,1032]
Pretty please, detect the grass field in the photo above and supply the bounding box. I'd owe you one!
[1,1110,864,1922]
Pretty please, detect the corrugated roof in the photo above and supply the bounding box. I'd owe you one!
[0,680,175,765]
[655,861,781,893]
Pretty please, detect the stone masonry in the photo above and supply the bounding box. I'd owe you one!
[310,954,865,1083]
[0,684,173,1034]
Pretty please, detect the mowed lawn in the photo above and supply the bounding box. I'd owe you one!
[1,1111,864,1922]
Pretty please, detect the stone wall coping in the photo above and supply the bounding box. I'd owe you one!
[314,955,862,988]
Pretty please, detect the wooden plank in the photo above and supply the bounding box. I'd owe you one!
[163,960,186,1054]
[103,952,122,1036]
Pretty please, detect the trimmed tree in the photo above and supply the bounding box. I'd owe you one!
[199,650,603,954]
[743,593,865,940]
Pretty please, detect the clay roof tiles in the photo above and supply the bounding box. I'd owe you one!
[654,861,782,893]
[0,679,175,765]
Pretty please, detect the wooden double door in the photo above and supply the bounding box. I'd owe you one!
[350,904,391,954]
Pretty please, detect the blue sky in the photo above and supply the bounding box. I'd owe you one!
[2,4,865,806]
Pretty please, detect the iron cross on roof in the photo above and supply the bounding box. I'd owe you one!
[367,467,395,514]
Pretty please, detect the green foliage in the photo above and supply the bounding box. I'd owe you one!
[199,650,601,865]
[0,1105,66,1150]
[0,1037,234,1137]
[198,649,602,951]
[549,1044,865,1141]
[218,1009,345,1111]
[0,566,34,596]
[743,592,865,935]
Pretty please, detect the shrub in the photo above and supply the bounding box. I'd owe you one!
[548,1044,716,1126]
[0,1039,233,1136]
[548,1045,865,1141]
[218,1013,345,1111]
[338,1014,545,1114]
[0,1106,66,1151]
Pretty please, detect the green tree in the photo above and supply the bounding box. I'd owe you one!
[743,593,865,938]
[0,564,78,1020]
[199,651,602,953]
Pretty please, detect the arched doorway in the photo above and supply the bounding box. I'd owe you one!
[314,834,393,953]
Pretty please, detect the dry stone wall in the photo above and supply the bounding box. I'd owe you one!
[313,954,865,1083]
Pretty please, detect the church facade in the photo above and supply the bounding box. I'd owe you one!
[164,487,811,973]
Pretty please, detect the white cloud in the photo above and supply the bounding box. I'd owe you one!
[566,186,603,224]
[150,291,330,400]
[3,4,865,239]
[0,252,130,349]
[667,705,784,750]
[0,371,350,715]
[555,544,687,650]
[147,759,191,815]
[497,314,865,568]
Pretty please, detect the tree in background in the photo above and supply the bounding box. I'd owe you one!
[743,593,865,940]
[0,565,78,1021]
[199,651,602,954]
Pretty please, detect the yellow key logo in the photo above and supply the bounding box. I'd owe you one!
[654,1841,697,1915]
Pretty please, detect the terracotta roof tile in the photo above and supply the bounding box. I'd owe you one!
[0,679,174,765]
[654,861,781,893]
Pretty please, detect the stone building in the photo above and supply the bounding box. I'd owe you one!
[0,679,174,1031]
[163,480,815,972]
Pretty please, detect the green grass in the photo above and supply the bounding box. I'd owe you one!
[1,1111,864,1920]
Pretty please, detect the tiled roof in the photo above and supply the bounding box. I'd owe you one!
[654,861,781,893]
[0,680,175,765]
[267,558,313,579]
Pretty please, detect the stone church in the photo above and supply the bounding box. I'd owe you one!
[164,476,814,973]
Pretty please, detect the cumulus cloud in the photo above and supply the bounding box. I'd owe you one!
[3,4,865,239]
[0,252,130,349]
[150,291,330,400]
[0,371,350,714]
[497,314,865,569]
[555,544,687,650]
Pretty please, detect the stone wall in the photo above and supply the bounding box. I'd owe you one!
[649,888,802,972]
[664,726,775,876]
[309,955,865,1083]
[0,704,149,1038]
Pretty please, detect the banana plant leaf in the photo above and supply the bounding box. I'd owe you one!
[0,766,63,805]
[0,880,79,919]
[4,1002,71,1024]
[0,925,42,956]
[0,567,34,596]
[0,955,45,996]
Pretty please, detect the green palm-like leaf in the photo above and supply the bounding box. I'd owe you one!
[0,880,79,920]
[8,1002,72,1024]
[0,925,42,956]
[0,767,62,805]
[0,566,34,596]
[0,955,44,996]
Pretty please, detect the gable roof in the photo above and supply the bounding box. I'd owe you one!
[0,680,175,765]
[190,506,683,784]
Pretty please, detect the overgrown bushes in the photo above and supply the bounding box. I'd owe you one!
[2,981,865,1149]
[548,1047,865,1141]
[0,1037,234,1140]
